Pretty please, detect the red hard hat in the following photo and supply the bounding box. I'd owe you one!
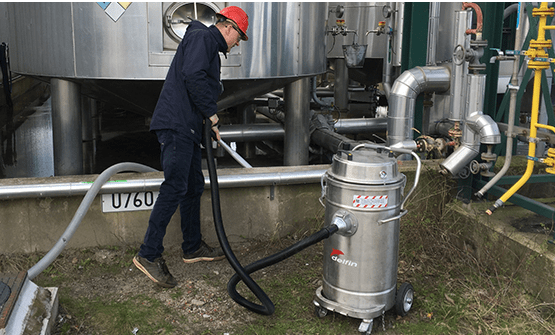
[217,6,249,41]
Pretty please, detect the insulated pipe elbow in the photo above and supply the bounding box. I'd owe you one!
[467,112,501,145]
[440,142,480,176]
[387,66,450,150]
[440,113,500,176]
[389,66,451,101]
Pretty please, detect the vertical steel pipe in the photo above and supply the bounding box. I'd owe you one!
[450,9,472,122]
[334,58,349,111]
[81,97,95,174]
[427,2,441,66]
[284,77,310,166]
[51,78,83,176]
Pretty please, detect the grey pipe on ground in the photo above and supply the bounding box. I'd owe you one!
[27,162,157,280]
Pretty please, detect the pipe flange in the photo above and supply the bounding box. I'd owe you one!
[468,64,487,72]
[481,170,495,178]
[470,39,488,48]
[481,151,497,162]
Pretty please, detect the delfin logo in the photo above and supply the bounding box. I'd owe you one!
[330,248,357,267]
[330,248,344,257]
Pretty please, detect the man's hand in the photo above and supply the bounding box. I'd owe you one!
[209,114,221,141]
[209,114,219,126]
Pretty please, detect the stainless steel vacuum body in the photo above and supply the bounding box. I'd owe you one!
[314,145,417,334]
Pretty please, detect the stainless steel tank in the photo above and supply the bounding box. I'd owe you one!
[3,2,328,113]
[1,2,329,177]
[314,144,419,334]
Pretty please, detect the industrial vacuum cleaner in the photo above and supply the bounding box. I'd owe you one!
[205,117,421,333]
[314,143,421,334]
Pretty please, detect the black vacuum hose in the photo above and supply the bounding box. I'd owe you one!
[227,224,338,312]
[203,119,338,315]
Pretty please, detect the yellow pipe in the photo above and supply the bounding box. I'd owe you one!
[487,2,554,215]
[498,69,542,204]
[536,123,555,133]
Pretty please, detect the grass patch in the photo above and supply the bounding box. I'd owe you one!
[60,294,177,334]
[392,166,555,334]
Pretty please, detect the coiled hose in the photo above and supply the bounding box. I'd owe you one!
[203,120,338,315]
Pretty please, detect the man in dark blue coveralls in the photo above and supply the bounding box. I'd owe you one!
[134,6,249,288]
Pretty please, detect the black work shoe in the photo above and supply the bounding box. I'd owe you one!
[183,241,225,263]
[133,255,177,288]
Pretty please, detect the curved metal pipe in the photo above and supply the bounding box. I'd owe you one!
[477,2,525,197]
[387,66,451,151]
[466,112,501,145]
[462,2,483,39]
[27,162,157,279]
[440,139,479,176]
[504,3,519,20]
[440,75,500,176]
[311,76,332,107]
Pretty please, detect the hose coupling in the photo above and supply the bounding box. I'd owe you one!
[485,199,504,215]
[331,210,358,236]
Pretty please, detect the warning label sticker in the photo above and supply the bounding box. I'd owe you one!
[352,195,388,208]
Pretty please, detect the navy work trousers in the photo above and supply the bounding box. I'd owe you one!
[139,129,205,262]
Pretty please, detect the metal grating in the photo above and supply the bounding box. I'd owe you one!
[0,271,27,330]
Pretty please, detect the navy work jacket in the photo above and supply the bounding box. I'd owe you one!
[150,21,228,144]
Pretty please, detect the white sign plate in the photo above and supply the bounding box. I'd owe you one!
[102,191,159,213]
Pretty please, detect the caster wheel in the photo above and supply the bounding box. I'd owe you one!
[395,282,414,317]
[315,305,328,318]
[358,319,373,334]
